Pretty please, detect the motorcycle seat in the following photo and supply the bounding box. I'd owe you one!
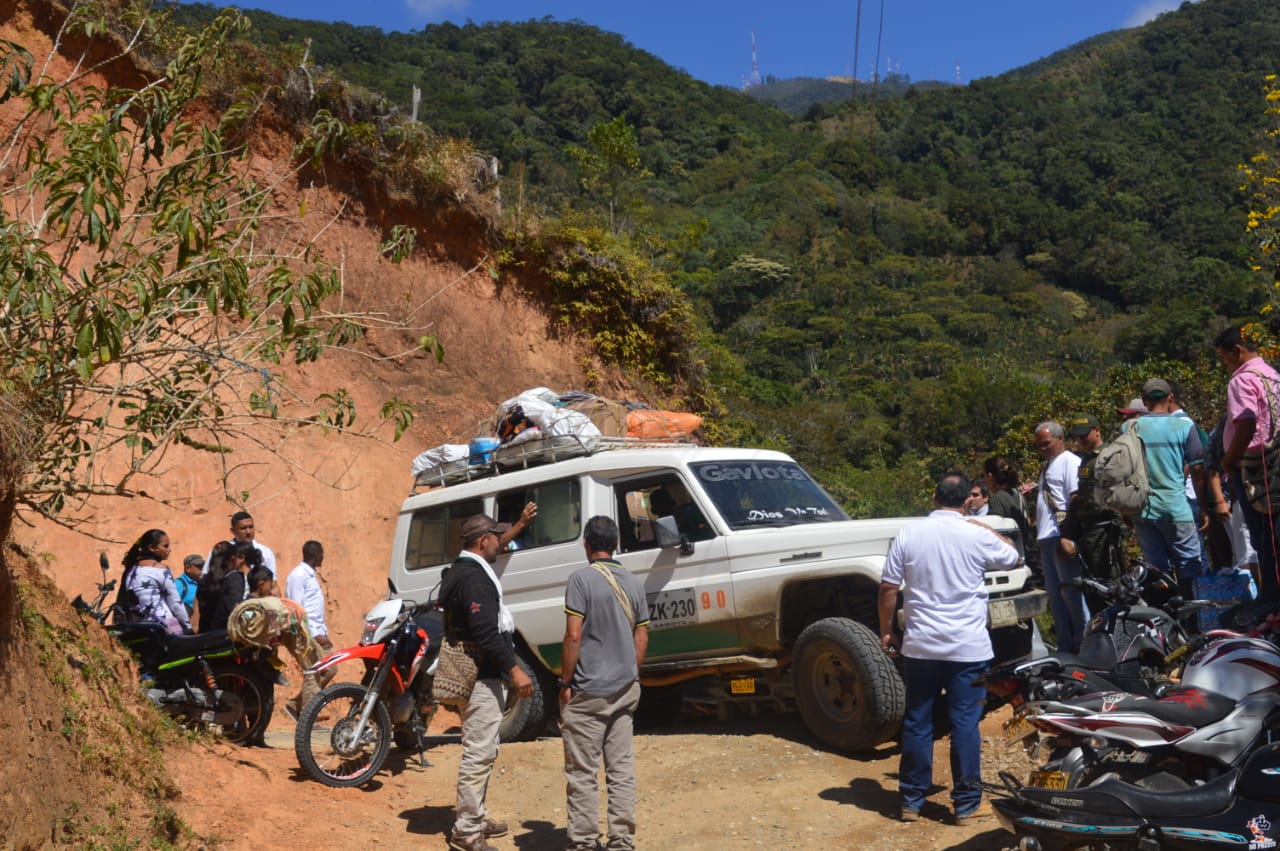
[1059,767,1238,819]
[1065,686,1236,728]
[164,629,234,656]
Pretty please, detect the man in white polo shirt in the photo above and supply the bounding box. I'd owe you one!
[878,471,1019,825]
[285,540,332,717]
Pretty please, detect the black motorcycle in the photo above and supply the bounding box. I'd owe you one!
[982,565,1212,749]
[993,740,1280,851]
[72,554,275,744]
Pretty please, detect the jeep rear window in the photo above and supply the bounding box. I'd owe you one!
[495,477,581,549]
[689,461,849,528]
[405,499,484,571]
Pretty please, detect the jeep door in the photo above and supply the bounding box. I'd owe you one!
[609,473,740,660]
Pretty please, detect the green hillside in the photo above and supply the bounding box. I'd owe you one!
[173,0,1280,513]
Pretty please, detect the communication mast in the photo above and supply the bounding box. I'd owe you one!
[955,58,961,86]
[746,30,762,88]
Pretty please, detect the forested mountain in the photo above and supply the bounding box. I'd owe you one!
[173,0,1280,514]
[747,74,955,116]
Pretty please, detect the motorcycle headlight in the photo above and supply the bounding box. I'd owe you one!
[360,616,383,645]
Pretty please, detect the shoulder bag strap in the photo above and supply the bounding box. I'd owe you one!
[1039,464,1061,515]
[1247,369,1280,445]
[589,562,635,627]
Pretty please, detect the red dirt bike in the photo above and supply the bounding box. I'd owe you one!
[293,598,442,787]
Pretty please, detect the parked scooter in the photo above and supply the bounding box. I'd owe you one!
[983,565,1207,747]
[72,553,276,744]
[293,597,443,787]
[1024,633,1280,791]
[993,740,1280,851]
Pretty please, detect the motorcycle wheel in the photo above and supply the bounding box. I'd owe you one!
[209,662,274,745]
[294,682,392,787]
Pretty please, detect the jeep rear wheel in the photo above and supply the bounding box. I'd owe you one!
[498,645,553,742]
[793,617,904,752]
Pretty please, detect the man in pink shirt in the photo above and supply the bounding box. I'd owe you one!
[1215,326,1280,601]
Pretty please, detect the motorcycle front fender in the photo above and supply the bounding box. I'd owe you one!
[309,644,385,675]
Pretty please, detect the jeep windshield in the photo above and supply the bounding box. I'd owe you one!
[689,460,850,529]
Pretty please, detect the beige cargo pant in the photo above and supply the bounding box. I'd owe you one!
[453,678,507,838]
[292,634,335,714]
[561,680,642,851]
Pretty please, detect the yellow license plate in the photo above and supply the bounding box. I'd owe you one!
[1029,770,1070,790]
[729,677,755,695]
[1003,714,1035,742]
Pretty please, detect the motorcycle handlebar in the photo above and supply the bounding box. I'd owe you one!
[1068,575,1118,596]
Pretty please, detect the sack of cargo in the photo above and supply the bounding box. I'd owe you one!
[496,388,601,444]
[410,443,469,478]
[627,409,703,440]
[495,388,559,442]
[564,396,629,437]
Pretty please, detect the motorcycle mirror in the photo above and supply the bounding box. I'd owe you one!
[98,552,109,572]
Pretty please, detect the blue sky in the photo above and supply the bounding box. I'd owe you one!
[221,0,1194,87]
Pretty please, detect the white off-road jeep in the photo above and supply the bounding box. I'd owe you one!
[388,435,1046,752]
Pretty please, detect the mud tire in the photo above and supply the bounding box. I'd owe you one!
[792,617,904,752]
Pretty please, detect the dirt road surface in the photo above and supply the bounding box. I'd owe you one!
[170,702,1031,850]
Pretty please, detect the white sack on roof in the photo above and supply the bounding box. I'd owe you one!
[410,443,469,477]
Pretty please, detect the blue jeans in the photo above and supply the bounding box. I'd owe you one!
[1233,475,1280,601]
[899,657,988,815]
[1188,498,1211,573]
[1040,537,1087,654]
[1134,518,1205,596]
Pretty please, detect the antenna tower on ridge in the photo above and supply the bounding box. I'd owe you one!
[747,30,762,88]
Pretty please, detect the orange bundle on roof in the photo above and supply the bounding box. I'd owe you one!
[626,409,703,440]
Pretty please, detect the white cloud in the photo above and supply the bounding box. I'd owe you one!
[405,0,469,18]
[1124,0,1200,29]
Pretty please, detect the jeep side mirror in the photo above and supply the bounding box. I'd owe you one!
[654,516,695,556]
[653,516,680,548]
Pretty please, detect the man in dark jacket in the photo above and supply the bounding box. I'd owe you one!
[442,506,536,851]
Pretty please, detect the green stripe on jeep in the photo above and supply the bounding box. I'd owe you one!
[537,623,740,672]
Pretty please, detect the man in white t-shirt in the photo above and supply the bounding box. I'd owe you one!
[205,510,277,583]
[878,471,1019,825]
[1034,421,1085,654]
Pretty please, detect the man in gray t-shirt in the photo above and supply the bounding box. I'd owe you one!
[559,516,650,851]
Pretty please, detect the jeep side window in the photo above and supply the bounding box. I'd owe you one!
[405,499,484,571]
[614,476,713,553]
[495,477,580,549]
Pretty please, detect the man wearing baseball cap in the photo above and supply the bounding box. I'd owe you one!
[1123,378,1207,600]
[1059,414,1125,609]
[441,504,537,851]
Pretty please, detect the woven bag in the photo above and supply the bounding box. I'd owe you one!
[431,637,484,706]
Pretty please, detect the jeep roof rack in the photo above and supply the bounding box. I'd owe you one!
[411,433,694,493]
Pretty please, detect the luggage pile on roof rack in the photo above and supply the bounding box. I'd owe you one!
[409,387,703,490]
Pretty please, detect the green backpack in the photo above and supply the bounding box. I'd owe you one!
[1093,424,1150,515]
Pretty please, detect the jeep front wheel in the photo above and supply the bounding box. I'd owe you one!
[792,617,904,752]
